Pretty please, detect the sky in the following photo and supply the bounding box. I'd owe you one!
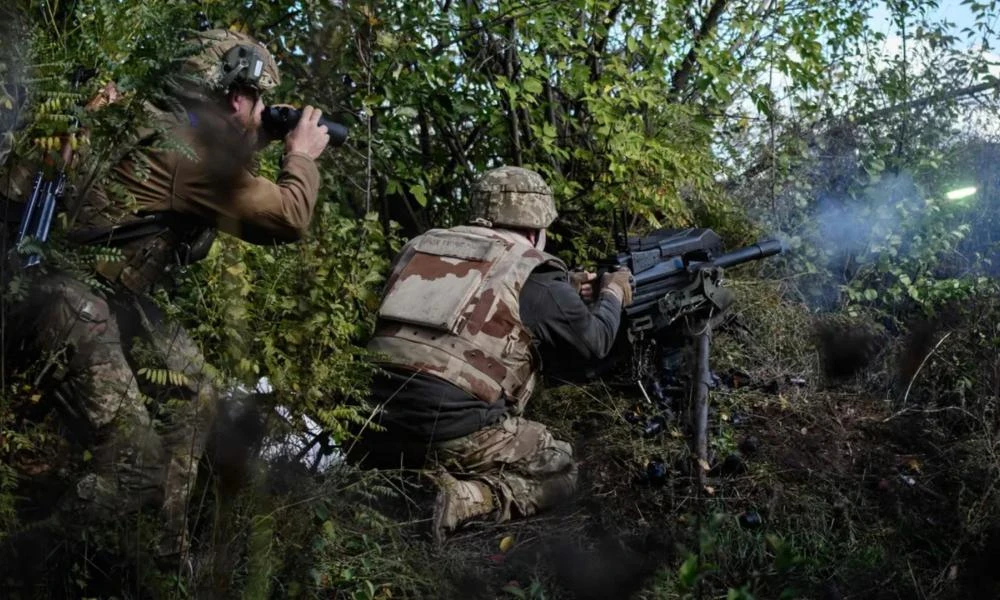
[869,0,980,37]
[867,0,1000,138]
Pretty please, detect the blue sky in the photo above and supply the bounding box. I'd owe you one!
[869,0,980,39]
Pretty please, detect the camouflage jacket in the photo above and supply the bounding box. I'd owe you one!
[368,225,566,410]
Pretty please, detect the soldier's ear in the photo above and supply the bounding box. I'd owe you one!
[226,88,242,115]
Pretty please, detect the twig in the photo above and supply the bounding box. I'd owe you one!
[908,559,927,600]
[900,331,953,408]
[881,405,977,423]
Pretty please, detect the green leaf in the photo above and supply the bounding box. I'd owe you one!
[502,585,526,599]
[678,553,700,589]
[395,106,418,119]
[522,77,543,95]
[409,183,428,207]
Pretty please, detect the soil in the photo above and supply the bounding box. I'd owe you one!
[433,382,1000,600]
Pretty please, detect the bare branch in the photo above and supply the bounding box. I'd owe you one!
[670,0,731,98]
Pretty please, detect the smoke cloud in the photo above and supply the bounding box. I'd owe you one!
[814,172,917,257]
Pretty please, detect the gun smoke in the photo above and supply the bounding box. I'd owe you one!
[813,171,917,261]
[770,136,1000,381]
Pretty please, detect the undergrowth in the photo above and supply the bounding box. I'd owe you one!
[423,277,1000,600]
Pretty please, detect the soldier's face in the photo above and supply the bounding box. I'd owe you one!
[230,88,263,136]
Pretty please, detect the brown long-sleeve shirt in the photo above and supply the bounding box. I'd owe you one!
[74,104,320,244]
[69,103,321,293]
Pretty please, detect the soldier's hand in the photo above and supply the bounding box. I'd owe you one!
[570,270,597,303]
[257,103,294,148]
[285,105,330,159]
[600,268,634,307]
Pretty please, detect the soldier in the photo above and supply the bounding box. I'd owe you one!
[5,29,330,562]
[354,166,634,540]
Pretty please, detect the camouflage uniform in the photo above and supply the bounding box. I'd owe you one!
[9,275,215,556]
[362,167,626,537]
[5,30,321,558]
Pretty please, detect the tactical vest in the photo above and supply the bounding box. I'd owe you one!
[66,106,214,296]
[68,190,214,296]
[368,225,566,409]
[77,212,213,295]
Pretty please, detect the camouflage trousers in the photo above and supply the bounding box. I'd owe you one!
[434,416,579,521]
[353,415,578,522]
[8,273,217,557]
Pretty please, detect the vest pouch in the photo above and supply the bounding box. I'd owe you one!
[377,230,505,332]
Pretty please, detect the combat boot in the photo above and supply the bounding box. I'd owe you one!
[431,472,495,543]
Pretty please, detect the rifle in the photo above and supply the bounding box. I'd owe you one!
[599,225,784,486]
[11,146,71,268]
[5,76,104,269]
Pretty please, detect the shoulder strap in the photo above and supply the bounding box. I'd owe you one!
[66,212,175,246]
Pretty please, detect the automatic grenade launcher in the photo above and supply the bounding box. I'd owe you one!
[597,225,784,486]
[604,228,785,336]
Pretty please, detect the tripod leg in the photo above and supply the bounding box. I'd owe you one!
[691,328,712,488]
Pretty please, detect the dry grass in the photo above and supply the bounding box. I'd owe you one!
[414,279,1000,600]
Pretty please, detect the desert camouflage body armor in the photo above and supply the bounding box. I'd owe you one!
[368,225,566,410]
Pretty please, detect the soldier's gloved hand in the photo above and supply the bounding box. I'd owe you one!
[569,270,597,303]
[600,268,634,307]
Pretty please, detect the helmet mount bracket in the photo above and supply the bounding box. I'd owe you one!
[220,44,265,90]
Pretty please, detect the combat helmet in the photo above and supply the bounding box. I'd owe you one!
[180,29,280,94]
[470,166,558,229]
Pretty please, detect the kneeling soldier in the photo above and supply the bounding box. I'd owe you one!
[356,166,633,540]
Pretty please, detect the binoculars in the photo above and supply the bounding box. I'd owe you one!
[261,106,349,147]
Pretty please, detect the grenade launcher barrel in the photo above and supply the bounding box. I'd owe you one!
[710,238,785,269]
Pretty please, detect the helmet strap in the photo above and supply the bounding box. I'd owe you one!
[535,228,547,251]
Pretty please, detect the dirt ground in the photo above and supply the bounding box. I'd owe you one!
[426,369,1000,600]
